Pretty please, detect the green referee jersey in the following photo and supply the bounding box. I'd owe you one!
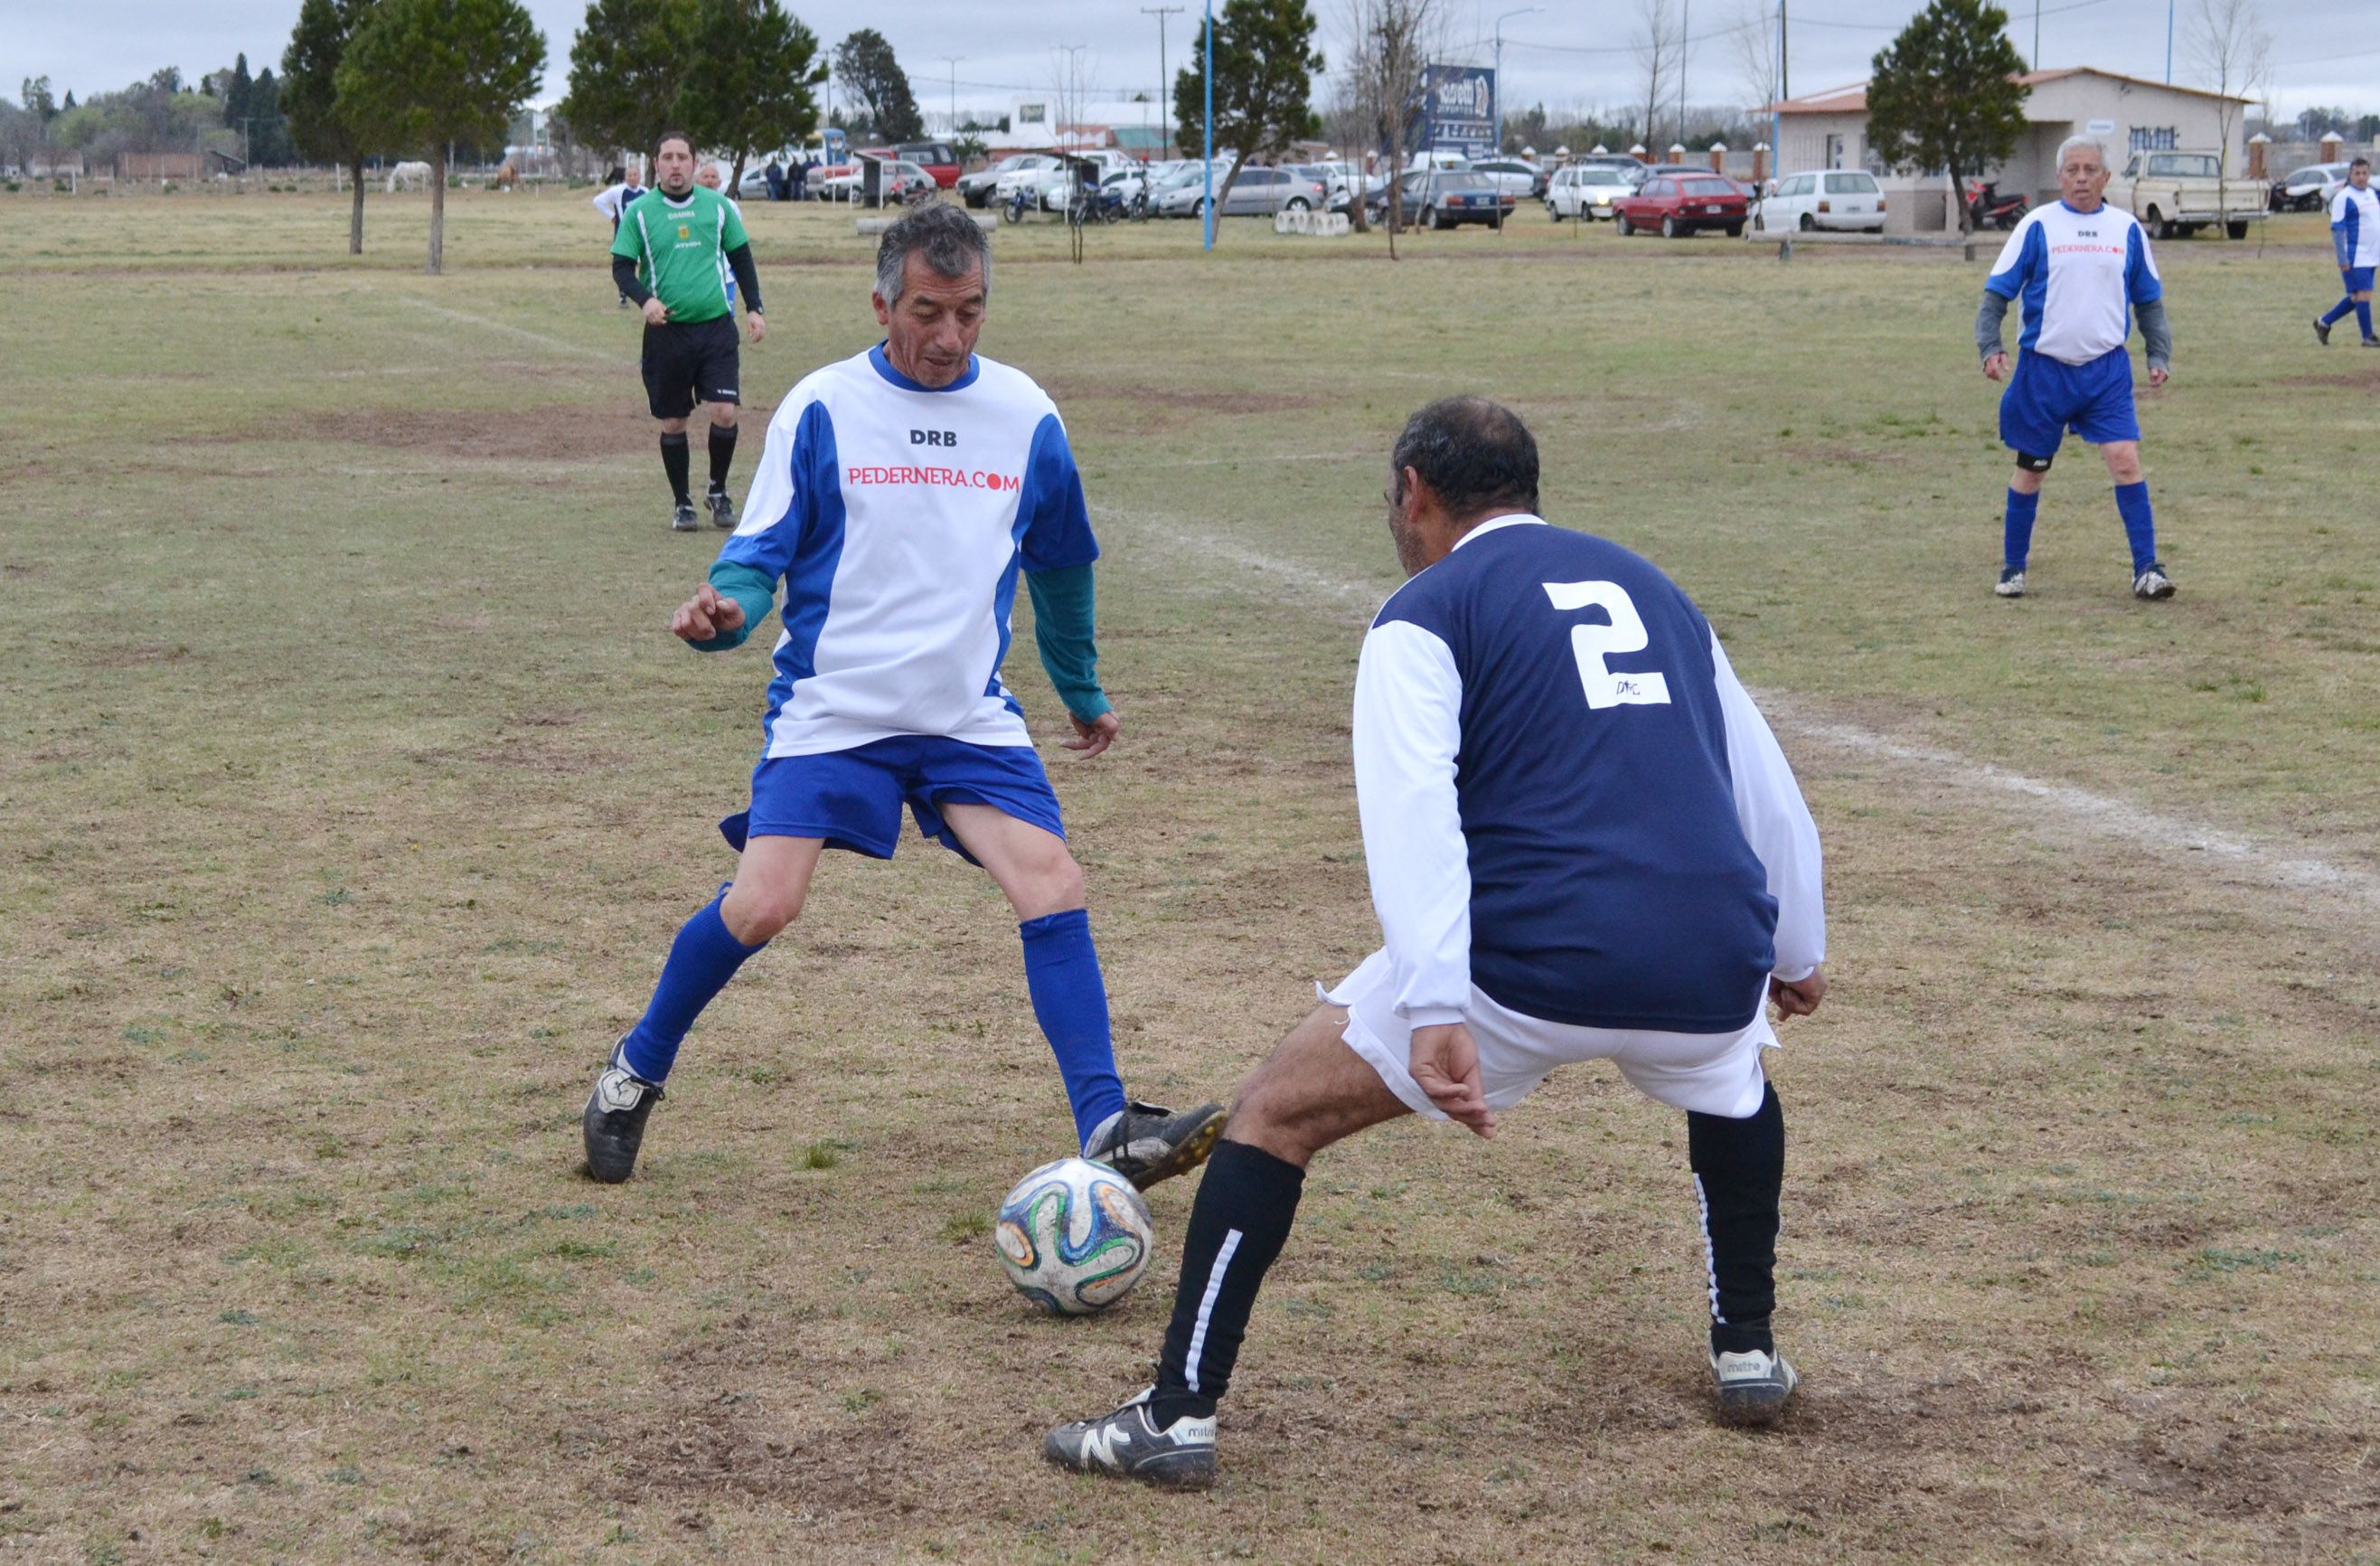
[611,186,749,324]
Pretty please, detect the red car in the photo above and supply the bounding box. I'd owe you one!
[896,141,962,189]
[1613,172,1747,238]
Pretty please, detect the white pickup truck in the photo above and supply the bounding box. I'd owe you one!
[2103,149,2257,241]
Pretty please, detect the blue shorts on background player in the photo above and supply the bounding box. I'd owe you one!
[579,205,1226,1198]
[1974,137,2178,603]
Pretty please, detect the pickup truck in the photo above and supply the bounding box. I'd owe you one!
[2103,148,2257,241]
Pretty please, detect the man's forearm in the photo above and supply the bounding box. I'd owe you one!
[682,560,776,652]
[1025,565,1110,721]
[2135,297,2172,370]
[1976,289,2010,361]
[612,253,652,307]
[725,242,764,315]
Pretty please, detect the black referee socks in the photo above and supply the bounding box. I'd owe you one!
[659,430,691,505]
[707,422,738,495]
[1687,1082,1786,1356]
[1151,1139,1305,1425]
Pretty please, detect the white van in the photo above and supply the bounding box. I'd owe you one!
[1755,169,1886,232]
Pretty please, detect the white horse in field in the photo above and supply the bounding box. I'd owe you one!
[387,160,432,192]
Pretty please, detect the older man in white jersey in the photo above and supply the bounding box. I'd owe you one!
[1978,135,2175,602]
[580,203,1225,1197]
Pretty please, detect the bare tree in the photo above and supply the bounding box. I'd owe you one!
[2187,0,2269,223]
[1050,44,1098,152]
[1339,0,1443,243]
[1729,0,1782,120]
[1634,0,1680,153]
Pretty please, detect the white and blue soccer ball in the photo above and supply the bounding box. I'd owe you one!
[994,1156,1153,1316]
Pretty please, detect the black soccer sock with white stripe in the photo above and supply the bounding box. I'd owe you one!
[659,430,691,505]
[707,421,738,494]
[1687,1081,1785,1357]
[1149,1139,1304,1425]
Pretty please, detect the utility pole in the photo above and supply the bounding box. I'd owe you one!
[938,57,964,136]
[2034,0,2041,69]
[1491,7,1542,156]
[1203,0,1215,250]
[1679,0,1689,150]
[1143,5,1183,158]
[2163,0,2174,82]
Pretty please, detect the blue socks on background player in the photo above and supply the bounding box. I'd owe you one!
[2002,486,2039,570]
[619,891,766,1082]
[1019,908,1128,1146]
[2113,481,2157,572]
[2364,302,2377,342]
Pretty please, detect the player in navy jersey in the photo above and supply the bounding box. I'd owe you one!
[1045,399,1828,1489]
[1978,136,2175,601]
[580,204,1225,1194]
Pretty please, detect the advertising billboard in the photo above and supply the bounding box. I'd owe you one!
[1422,64,1496,160]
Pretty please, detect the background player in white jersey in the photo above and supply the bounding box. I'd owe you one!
[581,204,1226,1196]
[2313,157,2377,348]
[592,164,646,307]
[1977,136,2176,602]
[1045,399,1827,1489]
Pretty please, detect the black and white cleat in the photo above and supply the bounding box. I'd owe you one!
[1045,1387,1217,1489]
[583,1046,663,1184]
[1711,1347,1801,1427]
[1083,1099,1228,1191]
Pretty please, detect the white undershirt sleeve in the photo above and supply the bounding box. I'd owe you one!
[1351,619,1472,1026]
[1708,632,1827,981]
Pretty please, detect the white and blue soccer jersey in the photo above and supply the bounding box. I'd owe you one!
[720,345,1096,758]
[2332,183,2380,269]
[1353,517,1825,1035]
[1985,201,2161,365]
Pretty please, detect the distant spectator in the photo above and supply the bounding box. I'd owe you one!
[765,156,787,201]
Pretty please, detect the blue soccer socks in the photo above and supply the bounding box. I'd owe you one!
[2114,481,2158,574]
[2360,301,2376,342]
[2321,297,2357,326]
[2002,486,2040,571]
[619,892,767,1082]
[1019,908,1128,1146]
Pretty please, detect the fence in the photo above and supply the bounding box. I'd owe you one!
[118,154,202,180]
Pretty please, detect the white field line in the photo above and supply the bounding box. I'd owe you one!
[1096,504,2380,914]
[374,290,629,364]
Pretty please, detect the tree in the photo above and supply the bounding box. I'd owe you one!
[1729,0,1782,122]
[284,0,378,253]
[336,0,545,273]
[2186,0,2269,222]
[561,0,689,160]
[1174,0,1324,216]
[834,29,920,144]
[1336,0,1443,240]
[22,77,57,124]
[1632,0,1680,151]
[1864,0,2027,234]
[677,0,823,190]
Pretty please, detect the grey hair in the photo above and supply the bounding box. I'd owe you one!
[2055,134,2109,169]
[874,203,992,307]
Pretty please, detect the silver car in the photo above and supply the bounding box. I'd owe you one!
[1153,165,1327,218]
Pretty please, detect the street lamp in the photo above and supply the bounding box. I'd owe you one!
[1143,6,1183,159]
[1491,6,1542,156]
[938,56,964,137]
[1203,0,1215,251]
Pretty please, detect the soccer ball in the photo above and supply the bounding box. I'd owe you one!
[993,1156,1153,1316]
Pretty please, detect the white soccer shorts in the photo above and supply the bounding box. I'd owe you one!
[1327,949,1776,1121]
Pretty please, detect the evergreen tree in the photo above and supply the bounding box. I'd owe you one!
[336,0,546,272]
[678,0,824,189]
[560,0,690,158]
[833,29,921,144]
[1173,0,1324,212]
[1864,0,2027,233]
[283,0,376,251]
[22,77,57,123]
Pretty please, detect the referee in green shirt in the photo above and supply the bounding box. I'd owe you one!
[612,129,767,532]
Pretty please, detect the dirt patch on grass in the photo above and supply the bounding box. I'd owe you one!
[202,401,657,461]
[1043,380,1323,415]
[2278,365,2380,392]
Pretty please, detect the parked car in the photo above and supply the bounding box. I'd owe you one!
[1613,172,1746,237]
[2104,147,2256,240]
[818,159,936,204]
[1471,156,1548,199]
[1148,161,1233,216]
[1569,154,1648,185]
[1754,169,1886,232]
[963,154,1055,207]
[1156,165,1328,218]
[1546,163,1635,221]
[1300,158,1378,210]
[895,141,960,188]
[2270,161,2352,212]
[1368,168,1515,229]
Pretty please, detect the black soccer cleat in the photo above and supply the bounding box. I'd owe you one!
[706,488,736,529]
[671,502,700,532]
[1083,1099,1228,1192]
[1044,1387,1217,1490]
[583,1047,663,1184]
[1711,1347,1801,1427]
[2313,316,2332,346]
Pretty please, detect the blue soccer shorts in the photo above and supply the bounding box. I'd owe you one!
[2344,265,2375,293]
[1999,345,2140,458]
[720,734,1066,864]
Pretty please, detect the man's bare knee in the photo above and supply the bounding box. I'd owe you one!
[710,405,738,429]
[659,416,689,436]
[1225,1007,1407,1167]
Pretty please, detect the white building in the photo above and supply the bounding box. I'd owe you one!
[994,97,1172,157]
[1764,68,2253,231]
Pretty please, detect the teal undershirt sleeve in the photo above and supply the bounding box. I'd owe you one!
[1025,564,1112,722]
[684,560,777,652]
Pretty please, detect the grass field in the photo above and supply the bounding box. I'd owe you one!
[3,186,2377,1564]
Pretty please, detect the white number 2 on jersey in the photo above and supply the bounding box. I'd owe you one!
[1543,580,1672,710]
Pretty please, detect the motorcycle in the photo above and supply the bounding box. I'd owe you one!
[1002,185,1032,224]
[1964,179,2028,231]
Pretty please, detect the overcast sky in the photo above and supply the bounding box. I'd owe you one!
[6,0,2375,133]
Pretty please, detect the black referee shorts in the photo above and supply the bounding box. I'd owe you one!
[641,316,740,420]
